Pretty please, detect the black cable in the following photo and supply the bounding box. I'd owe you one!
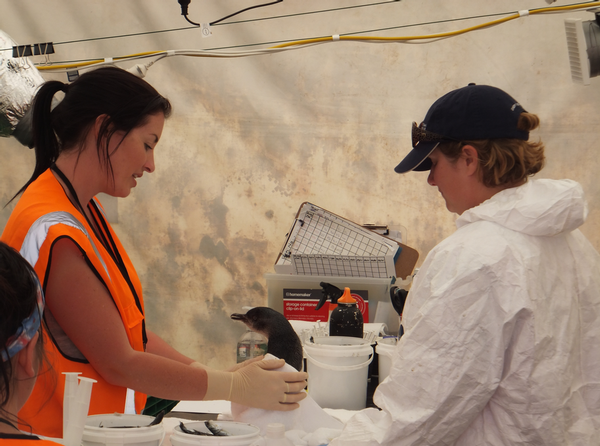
[30,10,516,64]
[210,1,400,27]
[0,0,399,52]
[210,0,283,26]
[178,0,284,27]
[19,7,547,67]
[184,15,201,26]
[178,0,200,26]
[8,0,598,59]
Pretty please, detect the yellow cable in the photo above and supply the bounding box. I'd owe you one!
[35,1,600,71]
[529,2,600,13]
[37,60,99,70]
[37,50,163,71]
[271,14,519,48]
[269,2,600,49]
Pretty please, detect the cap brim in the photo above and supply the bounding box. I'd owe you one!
[394,142,439,174]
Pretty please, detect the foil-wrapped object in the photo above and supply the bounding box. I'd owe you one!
[0,30,45,145]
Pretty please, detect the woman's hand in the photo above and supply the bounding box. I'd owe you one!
[232,358,308,411]
[205,358,308,411]
[190,356,265,373]
[226,356,265,372]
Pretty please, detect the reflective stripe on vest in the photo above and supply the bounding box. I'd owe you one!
[20,211,110,280]
[125,388,136,414]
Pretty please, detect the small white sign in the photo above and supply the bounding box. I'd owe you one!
[201,23,212,38]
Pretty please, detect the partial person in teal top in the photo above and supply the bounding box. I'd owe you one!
[0,241,58,444]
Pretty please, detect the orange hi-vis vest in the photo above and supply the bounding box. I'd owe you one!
[1,169,147,438]
[0,435,63,445]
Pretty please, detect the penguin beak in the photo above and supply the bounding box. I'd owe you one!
[230,313,247,322]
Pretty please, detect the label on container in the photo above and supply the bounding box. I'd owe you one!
[237,340,268,363]
[283,288,369,322]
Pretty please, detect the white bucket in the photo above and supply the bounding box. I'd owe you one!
[170,421,260,446]
[304,336,374,410]
[82,414,164,446]
[375,341,396,384]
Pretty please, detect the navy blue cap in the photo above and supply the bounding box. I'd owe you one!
[394,84,529,173]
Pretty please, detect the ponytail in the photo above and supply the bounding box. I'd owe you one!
[517,112,540,132]
[8,81,66,204]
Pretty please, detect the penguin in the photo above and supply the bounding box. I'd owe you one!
[230,307,303,371]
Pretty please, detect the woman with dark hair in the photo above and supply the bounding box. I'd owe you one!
[1,67,307,438]
[0,242,57,444]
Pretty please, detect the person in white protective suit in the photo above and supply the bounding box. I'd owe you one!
[329,84,600,446]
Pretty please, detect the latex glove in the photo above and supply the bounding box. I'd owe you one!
[205,358,307,411]
[191,356,265,373]
[226,355,265,373]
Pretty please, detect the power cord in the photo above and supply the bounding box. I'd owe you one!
[31,1,600,73]
[177,0,200,26]
[210,0,283,26]
[177,0,284,27]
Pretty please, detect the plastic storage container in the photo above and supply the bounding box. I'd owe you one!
[81,414,164,446]
[170,421,260,446]
[304,336,374,410]
[375,338,397,384]
[265,273,394,327]
[236,329,268,363]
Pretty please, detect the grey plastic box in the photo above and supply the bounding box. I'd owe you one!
[265,273,399,332]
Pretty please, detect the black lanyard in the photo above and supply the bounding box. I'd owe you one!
[50,164,147,349]
[0,418,19,432]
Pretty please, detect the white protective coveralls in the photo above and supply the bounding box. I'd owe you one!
[330,178,600,446]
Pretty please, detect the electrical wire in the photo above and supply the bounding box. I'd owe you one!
[209,0,283,26]
[34,45,326,72]
[180,0,284,26]
[271,2,600,48]
[177,0,200,25]
[0,0,507,52]
[184,15,201,26]
[208,1,402,26]
[31,1,600,73]
[1,0,597,53]
[179,0,402,28]
[0,0,396,53]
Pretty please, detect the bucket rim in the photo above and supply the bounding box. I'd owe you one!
[304,343,373,357]
[83,414,164,432]
[311,336,371,346]
[305,349,373,371]
[172,421,260,440]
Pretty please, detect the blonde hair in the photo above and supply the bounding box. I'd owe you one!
[438,113,545,188]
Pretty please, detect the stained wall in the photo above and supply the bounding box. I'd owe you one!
[1,0,599,369]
